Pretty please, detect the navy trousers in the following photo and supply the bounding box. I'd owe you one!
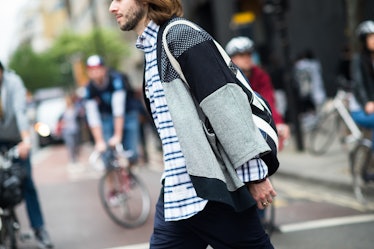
[150,191,274,249]
[21,155,45,229]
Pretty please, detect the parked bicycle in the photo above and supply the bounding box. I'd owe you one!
[90,144,151,228]
[307,81,362,155]
[0,146,27,249]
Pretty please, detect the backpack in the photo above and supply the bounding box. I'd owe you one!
[162,20,279,175]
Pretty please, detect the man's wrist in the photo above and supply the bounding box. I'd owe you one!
[251,176,268,184]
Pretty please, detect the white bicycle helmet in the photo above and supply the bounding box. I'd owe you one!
[225,36,255,56]
[356,20,374,39]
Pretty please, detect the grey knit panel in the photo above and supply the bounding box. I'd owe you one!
[161,18,213,83]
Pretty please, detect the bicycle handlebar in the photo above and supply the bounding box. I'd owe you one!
[89,144,134,169]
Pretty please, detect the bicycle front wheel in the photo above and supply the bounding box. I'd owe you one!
[308,111,339,155]
[99,167,151,228]
[349,140,373,204]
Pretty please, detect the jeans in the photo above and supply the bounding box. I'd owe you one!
[150,190,273,249]
[100,114,114,168]
[0,142,45,229]
[351,110,374,151]
[100,111,140,167]
[62,131,79,163]
[123,110,140,164]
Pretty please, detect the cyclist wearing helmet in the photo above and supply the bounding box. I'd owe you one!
[350,20,374,153]
[225,36,290,150]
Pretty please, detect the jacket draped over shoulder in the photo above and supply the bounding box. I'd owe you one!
[152,18,271,211]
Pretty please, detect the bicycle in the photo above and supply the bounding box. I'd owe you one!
[0,146,27,249]
[307,81,362,155]
[90,144,151,228]
[349,132,374,204]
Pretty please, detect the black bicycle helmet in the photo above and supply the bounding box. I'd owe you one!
[225,36,255,57]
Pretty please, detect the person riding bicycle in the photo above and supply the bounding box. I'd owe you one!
[83,55,140,165]
[0,61,54,248]
[350,20,374,156]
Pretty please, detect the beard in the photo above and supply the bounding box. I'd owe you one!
[119,4,146,31]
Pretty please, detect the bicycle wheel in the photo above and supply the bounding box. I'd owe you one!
[99,167,151,228]
[308,111,339,155]
[0,214,17,249]
[349,140,373,204]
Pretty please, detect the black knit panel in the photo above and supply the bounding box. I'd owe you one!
[161,18,213,83]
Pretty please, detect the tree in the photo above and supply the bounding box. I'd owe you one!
[8,28,130,93]
[8,45,60,92]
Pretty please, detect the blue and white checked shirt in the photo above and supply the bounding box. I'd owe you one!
[136,20,268,222]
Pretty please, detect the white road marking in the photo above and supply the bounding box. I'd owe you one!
[104,243,149,249]
[279,214,374,233]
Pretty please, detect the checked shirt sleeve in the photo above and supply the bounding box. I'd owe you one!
[236,157,268,183]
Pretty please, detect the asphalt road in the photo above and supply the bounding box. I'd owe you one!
[12,143,374,249]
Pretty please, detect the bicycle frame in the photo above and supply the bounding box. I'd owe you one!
[333,89,362,142]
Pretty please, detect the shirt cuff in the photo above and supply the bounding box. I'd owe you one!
[235,157,269,183]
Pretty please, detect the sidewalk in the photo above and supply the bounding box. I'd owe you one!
[276,134,353,191]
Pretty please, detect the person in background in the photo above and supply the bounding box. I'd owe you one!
[293,49,326,129]
[58,93,81,169]
[109,0,277,248]
[83,55,140,165]
[225,36,290,150]
[350,20,374,160]
[267,54,289,119]
[0,61,54,248]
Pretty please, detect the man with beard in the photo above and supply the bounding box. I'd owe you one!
[109,1,277,248]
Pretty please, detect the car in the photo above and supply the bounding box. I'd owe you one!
[33,88,66,147]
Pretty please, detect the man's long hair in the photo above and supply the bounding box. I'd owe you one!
[144,0,183,25]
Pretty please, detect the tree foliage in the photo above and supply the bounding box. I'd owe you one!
[8,45,60,92]
[8,28,130,92]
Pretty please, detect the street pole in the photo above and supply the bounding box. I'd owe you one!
[267,0,304,151]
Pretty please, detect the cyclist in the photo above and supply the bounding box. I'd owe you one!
[350,20,374,158]
[83,55,140,165]
[0,61,54,248]
[225,36,290,150]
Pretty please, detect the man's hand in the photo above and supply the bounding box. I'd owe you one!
[365,101,374,114]
[276,123,290,151]
[95,140,107,153]
[248,178,277,209]
[108,135,121,147]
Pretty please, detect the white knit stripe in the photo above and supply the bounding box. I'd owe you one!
[252,115,279,149]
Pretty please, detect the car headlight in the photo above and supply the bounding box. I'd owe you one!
[34,122,51,137]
